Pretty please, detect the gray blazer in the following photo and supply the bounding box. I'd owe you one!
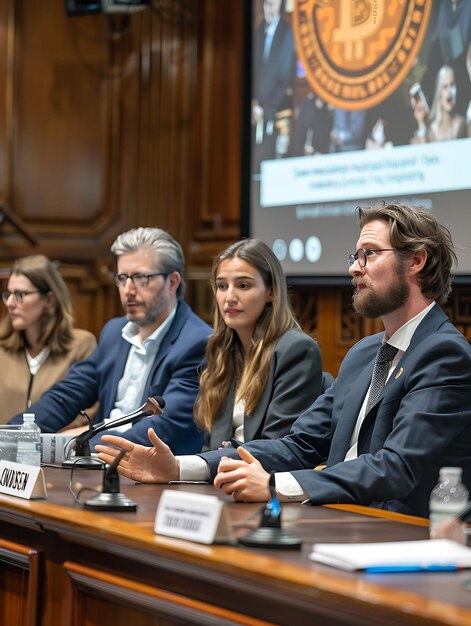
[202,329,322,451]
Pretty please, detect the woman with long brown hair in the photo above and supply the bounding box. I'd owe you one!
[194,238,323,449]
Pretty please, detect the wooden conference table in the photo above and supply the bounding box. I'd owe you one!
[0,465,470,626]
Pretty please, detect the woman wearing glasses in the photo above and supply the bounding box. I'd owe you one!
[0,255,96,423]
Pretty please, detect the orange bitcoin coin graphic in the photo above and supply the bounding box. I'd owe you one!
[293,0,432,110]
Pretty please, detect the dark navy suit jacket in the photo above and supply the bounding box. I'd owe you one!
[10,301,211,454]
[253,18,295,121]
[201,306,471,517]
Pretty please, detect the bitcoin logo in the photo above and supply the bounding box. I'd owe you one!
[294,0,432,110]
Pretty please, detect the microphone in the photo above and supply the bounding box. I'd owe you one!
[238,472,302,550]
[62,396,165,468]
[83,449,137,512]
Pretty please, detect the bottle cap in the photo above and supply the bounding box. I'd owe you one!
[439,466,462,478]
[22,412,36,423]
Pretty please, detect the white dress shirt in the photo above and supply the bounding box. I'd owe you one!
[178,397,246,480]
[106,306,176,431]
[26,347,50,376]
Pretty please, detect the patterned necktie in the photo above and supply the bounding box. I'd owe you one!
[365,343,398,414]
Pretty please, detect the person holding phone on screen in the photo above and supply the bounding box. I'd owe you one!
[411,66,467,142]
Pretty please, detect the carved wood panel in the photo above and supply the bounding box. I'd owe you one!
[190,0,244,254]
[289,284,471,378]
[0,1,10,196]
[0,537,41,626]
[0,1,204,330]
[0,0,246,333]
[63,560,275,626]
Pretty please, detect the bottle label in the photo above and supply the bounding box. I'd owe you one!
[17,442,42,466]
[429,502,468,535]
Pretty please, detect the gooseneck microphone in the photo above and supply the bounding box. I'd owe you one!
[238,472,302,550]
[62,396,165,468]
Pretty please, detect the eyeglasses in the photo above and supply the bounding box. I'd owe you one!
[348,248,396,268]
[113,272,168,288]
[1,290,42,304]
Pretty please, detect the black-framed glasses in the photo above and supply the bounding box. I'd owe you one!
[1,290,42,304]
[348,248,396,268]
[113,272,168,288]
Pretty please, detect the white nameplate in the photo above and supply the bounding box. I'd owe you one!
[155,489,233,545]
[0,460,47,500]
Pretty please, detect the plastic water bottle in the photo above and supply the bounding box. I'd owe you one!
[429,467,469,538]
[16,413,42,467]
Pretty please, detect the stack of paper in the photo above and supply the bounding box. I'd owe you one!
[309,539,471,572]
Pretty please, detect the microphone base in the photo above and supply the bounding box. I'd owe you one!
[83,492,137,512]
[238,527,302,550]
[62,456,104,469]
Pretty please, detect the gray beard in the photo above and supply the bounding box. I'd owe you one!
[126,301,166,327]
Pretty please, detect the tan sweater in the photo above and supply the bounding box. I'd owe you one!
[0,328,96,424]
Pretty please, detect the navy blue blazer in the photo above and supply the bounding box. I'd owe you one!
[253,18,295,121]
[10,302,212,454]
[201,306,471,517]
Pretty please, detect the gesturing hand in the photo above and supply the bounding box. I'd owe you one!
[95,428,179,483]
[213,446,270,502]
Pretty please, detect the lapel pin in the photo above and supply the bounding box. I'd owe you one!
[395,367,403,380]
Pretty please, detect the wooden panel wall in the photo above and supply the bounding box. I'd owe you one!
[0,0,469,377]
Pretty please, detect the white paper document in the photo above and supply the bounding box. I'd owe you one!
[309,539,471,572]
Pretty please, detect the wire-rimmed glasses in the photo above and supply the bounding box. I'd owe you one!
[348,248,396,268]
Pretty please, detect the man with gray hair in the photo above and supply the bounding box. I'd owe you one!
[9,227,212,453]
